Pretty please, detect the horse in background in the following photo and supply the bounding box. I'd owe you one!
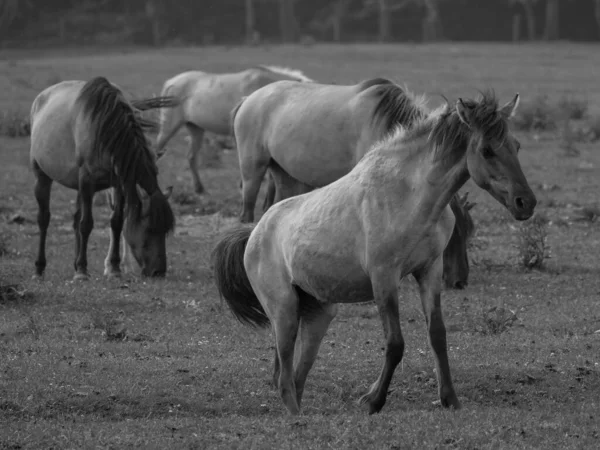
[30,77,175,281]
[232,77,476,289]
[213,91,536,415]
[155,65,313,194]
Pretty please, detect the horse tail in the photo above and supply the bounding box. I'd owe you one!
[212,226,270,328]
[130,95,181,134]
[154,80,186,158]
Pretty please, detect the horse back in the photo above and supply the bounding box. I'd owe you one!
[30,81,88,188]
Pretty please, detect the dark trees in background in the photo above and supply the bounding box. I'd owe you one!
[0,0,599,46]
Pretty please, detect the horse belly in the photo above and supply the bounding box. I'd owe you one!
[299,268,373,304]
[31,121,80,189]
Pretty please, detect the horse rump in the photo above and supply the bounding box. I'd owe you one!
[211,226,270,328]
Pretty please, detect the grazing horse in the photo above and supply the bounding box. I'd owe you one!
[30,77,175,280]
[213,91,536,415]
[154,65,313,194]
[233,78,476,289]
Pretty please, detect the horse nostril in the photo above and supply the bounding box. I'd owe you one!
[454,280,467,290]
[515,197,525,210]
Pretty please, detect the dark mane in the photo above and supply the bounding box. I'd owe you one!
[77,76,174,233]
[363,79,427,134]
[428,89,509,163]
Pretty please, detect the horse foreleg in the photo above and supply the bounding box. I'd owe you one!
[359,269,404,414]
[33,163,53,278]
[186,124,206,194]
[74,172,95,281]
[104,188,125,278]
[293,302,338,408]
[414,257,461,409]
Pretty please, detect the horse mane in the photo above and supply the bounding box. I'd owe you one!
[364,79,428,135]
[382,89,510,166]
[76,76,174,234]
[255,65,313,82]
[429,89,508,163]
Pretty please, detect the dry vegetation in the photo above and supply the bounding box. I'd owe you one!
[1,43,600,449]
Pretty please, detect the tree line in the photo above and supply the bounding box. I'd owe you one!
[1,0,599,47]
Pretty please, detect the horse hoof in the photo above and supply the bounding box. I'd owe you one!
[73,273,90,281]
[104,269,121,279]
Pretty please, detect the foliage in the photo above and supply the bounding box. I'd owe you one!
[516,213,549,270]
[0,110,30,137]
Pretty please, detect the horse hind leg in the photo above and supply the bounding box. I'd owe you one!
[239,155,270,224]
[293,293,337,408]
[73,171,95,281]
[257,282,302,415]
[32,162,53,278]
[186,123,206,194]
[103,188,125,278]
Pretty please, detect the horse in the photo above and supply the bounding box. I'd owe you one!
[30,77,176,281]
[233,78,476,289]
[212,91,536,415]
[154,65,313,194]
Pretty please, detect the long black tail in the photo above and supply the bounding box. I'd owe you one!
[211,226,270,328]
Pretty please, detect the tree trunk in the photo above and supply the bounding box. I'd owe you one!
[595,0,600,39]
[245,0,255,43]
[279,0,297,43]
[512,13,522,42]
[145,0,161,46]
[521,0,536,40]
[378,0,390,42]
[332,0,350,42]
[542,0,559,40]
[422,0,443,42]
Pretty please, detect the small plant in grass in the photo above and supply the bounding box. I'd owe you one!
[512,95,557,131]
[0,110,31,137]
[476,305,519,335]
[516,212,550,270]
[559,117,580,157]
[557,95,588,120]
[585,114,600,142]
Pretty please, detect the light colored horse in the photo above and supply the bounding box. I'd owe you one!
[233,77,476,289]
[154,65,313,194]
[232,78,426,223]
[30,77,175,280]
[213,91,537,415]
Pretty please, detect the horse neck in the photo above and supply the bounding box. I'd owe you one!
[400,134,470,224]
[132,167,160,198]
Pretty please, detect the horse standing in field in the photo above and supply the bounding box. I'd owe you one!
[233,77,476,289]
[213,91,536,415]
[30,77,176,280]
[154,65,313,194]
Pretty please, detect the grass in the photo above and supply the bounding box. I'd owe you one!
[1,43,600,449]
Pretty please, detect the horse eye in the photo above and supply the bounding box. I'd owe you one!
[482,146,495,159]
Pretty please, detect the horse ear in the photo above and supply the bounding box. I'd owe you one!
[466,201,476,211]
[163,186,173,199]
[456,99,472,128]
[499,93,520,119]
[136,185,151,216]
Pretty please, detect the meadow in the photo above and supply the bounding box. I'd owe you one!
[1,42,600,449]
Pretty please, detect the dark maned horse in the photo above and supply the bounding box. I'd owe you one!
[213,91,536,415]
[233,78,476,288]
[30,77,175,280]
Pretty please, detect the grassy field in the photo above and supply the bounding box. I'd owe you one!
[1,42,600,449]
